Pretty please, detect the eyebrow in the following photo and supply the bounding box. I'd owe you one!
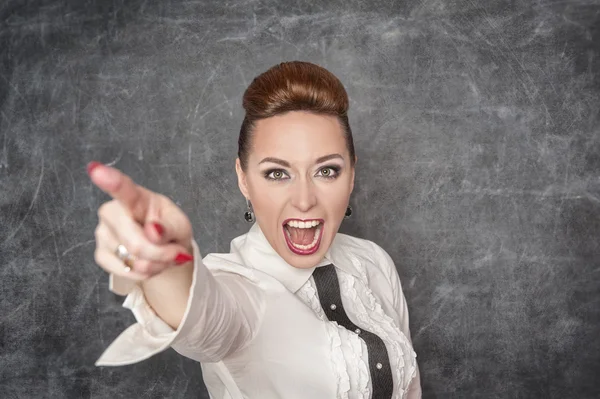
[258,153,344,167]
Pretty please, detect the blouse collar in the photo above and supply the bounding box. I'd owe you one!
[230,223,362,293]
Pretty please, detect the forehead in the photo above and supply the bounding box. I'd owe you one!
[249,111,347,162]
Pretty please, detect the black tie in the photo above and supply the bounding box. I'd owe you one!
[312,264,394,398]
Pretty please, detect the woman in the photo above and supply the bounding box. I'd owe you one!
[89,61,421,398]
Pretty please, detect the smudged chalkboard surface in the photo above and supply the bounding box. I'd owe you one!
[1,0,599,397]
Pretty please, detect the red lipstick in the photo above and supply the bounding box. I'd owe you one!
[282,218,325,256]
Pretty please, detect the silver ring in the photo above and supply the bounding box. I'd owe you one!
[115,244,136,272]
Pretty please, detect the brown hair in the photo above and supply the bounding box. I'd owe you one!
[238,61,356,170]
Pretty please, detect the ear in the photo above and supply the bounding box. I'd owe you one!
[235,158,250,199]
[349,155,357,194]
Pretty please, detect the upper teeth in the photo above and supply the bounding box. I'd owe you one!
[287,220,321,228]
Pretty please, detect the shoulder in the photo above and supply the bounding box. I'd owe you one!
[333,233,404,314]
[200,229,252,274]
[201,248,258,282]
[332,233,397,278]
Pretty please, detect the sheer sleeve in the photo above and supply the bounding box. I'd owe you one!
[95,239,264,366]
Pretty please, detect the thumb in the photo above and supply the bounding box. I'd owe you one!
[142,195,193,253]
[142,221,194,268]
[143,221,169,245]
[143,221,194,263]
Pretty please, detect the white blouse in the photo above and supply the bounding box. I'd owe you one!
[96,223,422,399]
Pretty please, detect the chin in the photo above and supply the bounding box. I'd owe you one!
[283,250,326,269]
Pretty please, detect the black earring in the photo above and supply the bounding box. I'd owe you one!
[344,205,352,219]
[244,199,255,223]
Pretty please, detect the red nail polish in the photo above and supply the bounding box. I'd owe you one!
[174,253,193,265]
[87,161,102,176]
[152,222,164,237]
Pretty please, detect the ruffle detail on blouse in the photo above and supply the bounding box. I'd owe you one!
[338,272,417,399]
[339,328,371,398]
[326,322,351,398]
[296,277,370,399]
[296,277,326,320]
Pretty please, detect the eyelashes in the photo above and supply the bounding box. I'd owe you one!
[263,165,342,181]
[264,169,288,180]
[316,165,341,179]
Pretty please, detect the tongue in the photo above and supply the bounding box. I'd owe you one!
[286,226,317,245]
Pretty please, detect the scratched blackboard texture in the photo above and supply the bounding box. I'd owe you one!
[1,0,599,397]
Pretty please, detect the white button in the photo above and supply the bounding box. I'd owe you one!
[330,304,337,310]
[376,363,383,369]
[355,328,361,334]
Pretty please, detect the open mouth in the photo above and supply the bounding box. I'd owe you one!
[282,219,324,255]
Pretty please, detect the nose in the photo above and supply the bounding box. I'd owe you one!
[290,177,317,213]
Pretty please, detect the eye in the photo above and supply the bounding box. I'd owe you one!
[265,169,289,180]
[316,166,340,179]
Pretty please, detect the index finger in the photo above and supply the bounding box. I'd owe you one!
[87,161,150,222]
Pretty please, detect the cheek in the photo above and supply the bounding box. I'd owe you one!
[331,196,350,217]
[248,175,351,218]
[321,183,352,215]
[248,181,284,214]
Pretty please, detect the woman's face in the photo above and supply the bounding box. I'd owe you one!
[236,111,355,269]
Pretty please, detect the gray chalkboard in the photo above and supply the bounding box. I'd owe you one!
[1,0,599,397]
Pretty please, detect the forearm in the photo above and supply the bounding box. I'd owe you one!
[98,240,263,366]
[141,259,194,330]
